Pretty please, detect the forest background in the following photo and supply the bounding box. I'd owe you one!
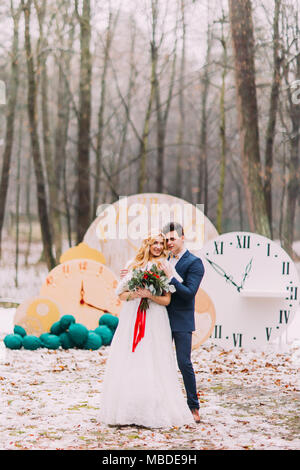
[0,0,299,275]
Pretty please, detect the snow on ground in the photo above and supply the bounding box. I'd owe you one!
[0,238,299,450]
[0,331,299,450]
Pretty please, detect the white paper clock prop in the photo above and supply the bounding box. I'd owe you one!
[199,232,300,349]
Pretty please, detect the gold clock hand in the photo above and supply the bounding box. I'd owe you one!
[85,301,103,311]
[80,281,85,305]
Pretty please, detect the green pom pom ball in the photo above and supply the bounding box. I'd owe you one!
[50,321,63,336]
[39,333,51,347]
[94,325,113,345]
[59,332,75,350]
[83,331,102,350]
[99,313,119,332]
[23,335,42,350]
[59,314,76,331]
[4,334,23,349]
[40,333,61,349]
[69,323,89,347]
[13,325,27,338]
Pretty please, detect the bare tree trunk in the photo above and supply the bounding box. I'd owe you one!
[216,12,228,233]
[75,0,92,243]
[114,17,137,192]
[175,0,186,197]
[264,0,282,238]
[155,14,178,193]
[34,0,62,262]
[228,0,271,237]
[24,153,32,267]
[53,8,75,256]
[15,111,23,287]
[93,9,115,216]
[280,4,300,258]
[22,0,55,270]
[0,0,22,258]
[198,18,212,214]
[138,3,158,194]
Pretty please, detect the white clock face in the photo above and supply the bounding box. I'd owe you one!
[199,232,300,349]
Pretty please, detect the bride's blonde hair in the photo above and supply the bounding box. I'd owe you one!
[127,231,168,270]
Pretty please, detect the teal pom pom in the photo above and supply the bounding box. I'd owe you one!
[69,323,89,347]
[99,313,119,332]
[40,334,61,349]
[59,332,75,350]
[13,325,27,337]
[83,331,102,350]
[4,334,23,349]
[39,333,51,347]
[23,335,42,350]
[50,321,63,336]
[94,325,113,345]
[59,314,76,331]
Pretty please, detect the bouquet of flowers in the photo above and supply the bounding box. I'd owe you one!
[121,263,175,352]
[127,263,175,311]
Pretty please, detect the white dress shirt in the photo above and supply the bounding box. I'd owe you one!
[167,247,187,283]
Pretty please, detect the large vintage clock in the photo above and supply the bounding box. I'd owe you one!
[83,193,218,276]
[39,259,121,330]
[199,231,300,349]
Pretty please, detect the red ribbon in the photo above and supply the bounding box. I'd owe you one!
[132,299,147,352]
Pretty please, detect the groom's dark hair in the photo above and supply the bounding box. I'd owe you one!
[162,222,184,237]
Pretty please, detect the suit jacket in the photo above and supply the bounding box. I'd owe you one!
[167,250,205,332]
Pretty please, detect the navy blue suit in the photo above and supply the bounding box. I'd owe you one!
[167,250,205,410]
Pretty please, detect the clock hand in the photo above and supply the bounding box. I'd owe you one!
[80,281,85,305]
[84,301,103,311]
[205,257,241,291]
[240,257,253,290]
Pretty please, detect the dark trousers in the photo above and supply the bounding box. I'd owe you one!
[172,331,199,410]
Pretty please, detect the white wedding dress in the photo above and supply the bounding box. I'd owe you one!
[99,261,194,428]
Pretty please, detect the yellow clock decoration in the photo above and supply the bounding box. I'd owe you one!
[14,297,62,336]
[59,242,106,265]
[192,288,216,349]
[39,258,121,330]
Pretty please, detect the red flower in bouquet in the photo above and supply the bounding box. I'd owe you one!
[126,264,174,352]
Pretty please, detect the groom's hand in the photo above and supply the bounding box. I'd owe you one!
[160,260,173,279]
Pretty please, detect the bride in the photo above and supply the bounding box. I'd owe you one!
[99,231,194,428]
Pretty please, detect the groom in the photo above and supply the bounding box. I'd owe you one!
[160,222,204,424]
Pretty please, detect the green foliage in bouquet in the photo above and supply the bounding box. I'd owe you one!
[127,263,174,310]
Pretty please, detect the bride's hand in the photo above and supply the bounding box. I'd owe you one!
[135,287,152,299]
